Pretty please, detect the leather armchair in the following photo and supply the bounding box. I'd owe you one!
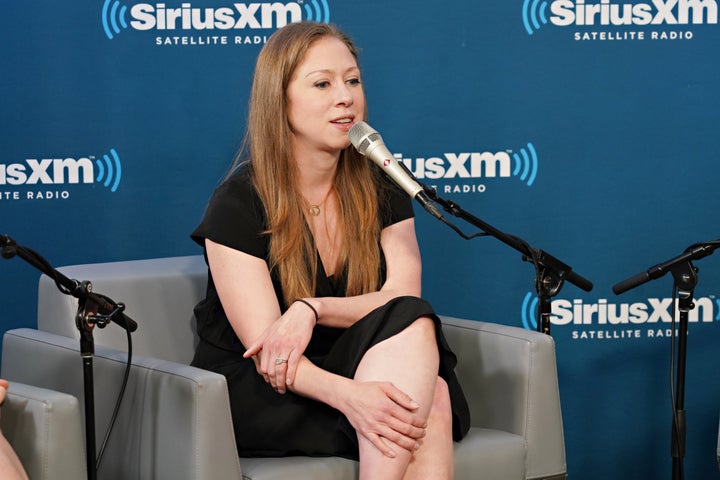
[0,381,86,479]
[1,255,567,480]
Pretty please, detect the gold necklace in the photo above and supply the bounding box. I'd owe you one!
[308,187,333,217]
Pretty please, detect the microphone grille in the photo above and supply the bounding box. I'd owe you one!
[357,133,382,155]
[348,121,378,154]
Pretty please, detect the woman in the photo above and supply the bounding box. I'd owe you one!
[190,21,469,479]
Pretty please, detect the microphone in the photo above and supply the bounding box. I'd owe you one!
[348,121,443,219]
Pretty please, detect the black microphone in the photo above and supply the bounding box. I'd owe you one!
[348,121,443,219]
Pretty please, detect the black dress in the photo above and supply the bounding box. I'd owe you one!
[190,166,470,460]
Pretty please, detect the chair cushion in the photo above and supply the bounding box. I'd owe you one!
[238,427,525,480]
[454,427,526,480]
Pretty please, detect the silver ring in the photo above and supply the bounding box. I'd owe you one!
[275,358,288,365]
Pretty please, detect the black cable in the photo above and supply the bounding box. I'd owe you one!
[435,216,545,326]
[668,283,683,480]
[96,325,133,470]
[437,215,488,240]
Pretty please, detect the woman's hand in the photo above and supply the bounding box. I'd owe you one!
[338,380,427,458]
[243,301,316,393]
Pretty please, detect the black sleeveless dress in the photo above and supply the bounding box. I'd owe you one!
[190,166,470,460]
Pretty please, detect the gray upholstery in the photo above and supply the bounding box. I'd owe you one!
[1,255,566,479]
[2,329,242,480]
[35,255,206,365]
[0,381,86,480]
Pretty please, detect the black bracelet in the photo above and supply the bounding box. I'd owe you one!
[295,299,319,324]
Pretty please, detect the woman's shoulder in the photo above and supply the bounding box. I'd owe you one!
[191,162,268,251]
[204,163,262,214]
[216,163,255,197]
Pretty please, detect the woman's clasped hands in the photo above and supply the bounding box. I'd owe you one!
[243,300,317,393]
[242,301,427,458]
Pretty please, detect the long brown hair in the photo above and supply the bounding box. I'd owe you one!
[232,22,382,305]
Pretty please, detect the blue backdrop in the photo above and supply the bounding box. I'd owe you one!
[3,1,720,478]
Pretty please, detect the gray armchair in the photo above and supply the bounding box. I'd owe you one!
[0,381,86,479]
[1,256,566,480]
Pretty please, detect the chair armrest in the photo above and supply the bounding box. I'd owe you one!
[1,381,86,480]
[1,328,243,480]
[440,316,566,480]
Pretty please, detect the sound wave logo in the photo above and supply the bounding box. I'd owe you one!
[95,148,123,192]
[522,0,549,34]
[302,0,330,23]
[102,0,129,40]
[512,142,538,186]
[521,292,539,330]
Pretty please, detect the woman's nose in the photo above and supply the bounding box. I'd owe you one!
[335,84,354,107]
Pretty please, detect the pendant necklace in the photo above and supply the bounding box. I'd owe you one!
[308,186,334,217]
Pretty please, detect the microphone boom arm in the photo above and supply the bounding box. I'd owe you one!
[421,186,593,334]
[346,121,592,333]
[612,241,720,295]
[0,234,137,332]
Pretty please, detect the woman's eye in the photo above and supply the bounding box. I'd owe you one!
[314,81,330,89]
[347,78,361,86]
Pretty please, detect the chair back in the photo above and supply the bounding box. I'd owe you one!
[37,255,208,363]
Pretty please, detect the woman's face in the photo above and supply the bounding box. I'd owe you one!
[286,36,365,158]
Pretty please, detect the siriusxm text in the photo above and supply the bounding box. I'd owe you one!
[0,159,94,186]
[396,152,511,180]
[551,297,716,325]
[550,0,718,26]
[130,2,302,30]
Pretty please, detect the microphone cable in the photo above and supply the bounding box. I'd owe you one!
[96,326,133,471]
[668,282,682,480]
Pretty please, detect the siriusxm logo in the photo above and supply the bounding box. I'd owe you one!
[397,142,538,187]
[522,0,718,34]
[520,291,718,330]
[0,149,122,193]
[102,1,331,40]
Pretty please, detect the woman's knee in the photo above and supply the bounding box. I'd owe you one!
[431,377,452,423]
[407,315,437,340]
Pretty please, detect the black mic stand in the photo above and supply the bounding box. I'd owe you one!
[421,188,593,334]
[613,240,720,480]
[0,234,138,480]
